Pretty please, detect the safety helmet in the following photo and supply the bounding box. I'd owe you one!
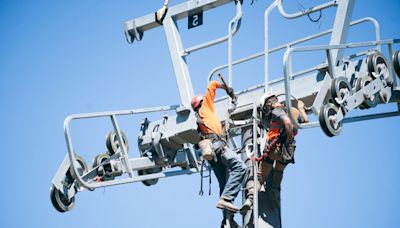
[191,95,204,110]
[259,91,276,109]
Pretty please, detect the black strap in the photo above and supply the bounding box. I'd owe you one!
[208,165,212,195]
[208,166,211,196]
[199,160,212,196]
[199,160,204,196]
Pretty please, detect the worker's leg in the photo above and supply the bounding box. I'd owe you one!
[259,157,274,189]
[209,154,228,196]
[268,161,286,209]
[210,155,232,223]
[272,161,286,189]
[240,164,254,214]
[216,146,247,212]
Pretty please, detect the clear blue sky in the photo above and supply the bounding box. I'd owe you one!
[0,0,399,227]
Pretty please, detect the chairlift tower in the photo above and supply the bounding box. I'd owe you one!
[50,0,400,227]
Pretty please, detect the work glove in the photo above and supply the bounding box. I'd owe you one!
[226,86,235,98]
[225,86,237,106]
[231,94,238,106]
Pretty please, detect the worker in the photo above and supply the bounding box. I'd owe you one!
[241,92,308,211]
[191,80,247,228]
[259,92,308,208]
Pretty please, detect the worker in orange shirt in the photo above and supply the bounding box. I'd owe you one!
[191,80,247,228]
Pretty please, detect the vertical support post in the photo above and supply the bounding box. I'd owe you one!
[228,18,233,90]
[241,126,253,227]
[328,0,355,65]
[264,0,280,93]
[110,115,133,178]
[242,105,282,228]
[227,0,243,89]
[252,104,259,228]
[163,17,195,108]
[326,49,336,79]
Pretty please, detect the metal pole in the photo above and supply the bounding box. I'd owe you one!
[252,103,259,228]
[328,0,355,64]
[163,17,195,108]
[264,0,280,93]
[110,115,133,178]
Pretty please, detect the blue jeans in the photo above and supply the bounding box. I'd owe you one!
[209,141,247,201]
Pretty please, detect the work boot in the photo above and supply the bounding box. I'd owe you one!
[240,197,253,215]
[268,188,280,209]
[229,219,241,228]
[216,197,240,212]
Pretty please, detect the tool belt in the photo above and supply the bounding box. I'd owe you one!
[280,142,296,164]
[199,133,227,161]
[267,136,296,164]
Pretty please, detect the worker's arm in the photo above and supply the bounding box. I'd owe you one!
[219,83,237,104]
[297,100,309,123]
[281,116,294,144]
[202,80,222,112]
[272,102,284,109]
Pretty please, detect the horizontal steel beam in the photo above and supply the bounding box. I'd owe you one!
[125,0,233,43]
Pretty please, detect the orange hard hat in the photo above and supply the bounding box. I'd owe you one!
[191,95,204,110]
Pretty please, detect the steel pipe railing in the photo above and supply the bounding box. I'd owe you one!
[183,0,242,55]
[64,105,179,189]
[283,39,400,129]
[208,17,381,82]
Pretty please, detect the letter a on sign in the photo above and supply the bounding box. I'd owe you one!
[188,10,203,29]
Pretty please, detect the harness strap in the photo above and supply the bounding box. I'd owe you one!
[208,165,212,196]
[199,160,204,196]
[251,136,281,162]
[199,160,212,196]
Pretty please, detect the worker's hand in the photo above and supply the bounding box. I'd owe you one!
[231,95,238,106]
[272,102,284,109]
[297,100,305,110]
[226,86,234,97]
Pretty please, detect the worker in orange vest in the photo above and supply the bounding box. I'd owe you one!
[260,92,308,208]
[192,80,247,227]
[241,92,308,212]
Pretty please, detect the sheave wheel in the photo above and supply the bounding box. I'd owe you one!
[106,131,129,155]
[137,151,162,186]
[50,154,87,212]
[355,76,379,109]
[92,153,114,181]
[331,77,352,105]
[50,185,75,213]
[71,154,88,177]
[319,103,342,137]
[393,50,400,78]
[138,169,161,186]
[367,52,389,81]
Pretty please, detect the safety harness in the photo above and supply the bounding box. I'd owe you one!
[251,107,299,163]
[250,136,281,162]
